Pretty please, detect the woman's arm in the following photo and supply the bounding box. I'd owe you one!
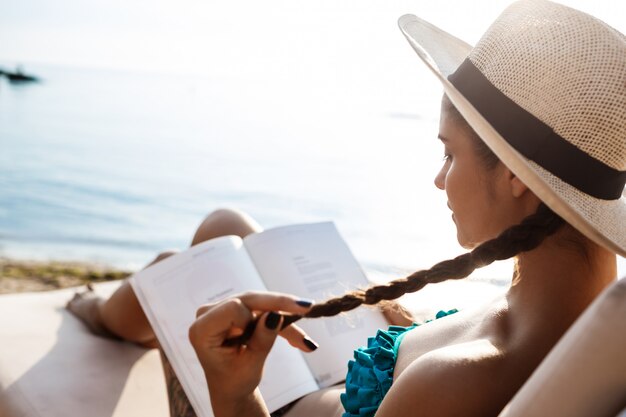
[188,291,316,417]
[375,341,511,417]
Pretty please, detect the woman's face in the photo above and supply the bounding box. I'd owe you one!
[435,100,528,249]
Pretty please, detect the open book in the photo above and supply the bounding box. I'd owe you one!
[130,222,389,417]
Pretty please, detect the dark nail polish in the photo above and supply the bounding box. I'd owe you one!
[265,312,281,330]
[303,336,319,351]
[295,299,313,308]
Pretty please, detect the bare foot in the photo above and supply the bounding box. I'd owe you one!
[66,285,120,340]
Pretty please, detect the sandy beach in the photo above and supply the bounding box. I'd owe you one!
[0,257,130,294]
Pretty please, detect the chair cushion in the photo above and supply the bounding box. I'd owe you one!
[498,278,626,417]
[0,281,168,417]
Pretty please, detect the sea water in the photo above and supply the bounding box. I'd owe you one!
[1,64,623,311]
[0,64,445,268]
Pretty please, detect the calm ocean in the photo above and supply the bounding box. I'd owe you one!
[0,63,449,271]
[1,63,622,308]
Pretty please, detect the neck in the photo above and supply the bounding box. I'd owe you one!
[505,229,616,329]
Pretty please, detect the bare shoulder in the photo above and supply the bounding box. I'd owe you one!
[376,339,518,417]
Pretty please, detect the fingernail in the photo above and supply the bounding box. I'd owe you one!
[295,299,313,308]
[265,312,281,330]
[303,336,319,351]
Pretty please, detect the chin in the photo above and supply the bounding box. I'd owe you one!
[458,240,475,250]
[456,232,469,249]
[456,231,479,250]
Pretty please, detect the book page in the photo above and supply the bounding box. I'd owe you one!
[244,222,389,388]
[131,236,318,417]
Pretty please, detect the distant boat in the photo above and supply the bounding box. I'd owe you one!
[0,67,40,83]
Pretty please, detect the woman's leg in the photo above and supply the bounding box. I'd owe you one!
[67,208,262,346]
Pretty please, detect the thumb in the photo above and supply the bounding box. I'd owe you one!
[247,311,283,356]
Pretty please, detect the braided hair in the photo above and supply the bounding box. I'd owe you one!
[305,203,564,319]
[303,94,564,319]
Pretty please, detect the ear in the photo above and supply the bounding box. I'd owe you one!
[505,167,530,198]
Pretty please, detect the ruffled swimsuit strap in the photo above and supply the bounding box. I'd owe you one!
[340,309,458,417]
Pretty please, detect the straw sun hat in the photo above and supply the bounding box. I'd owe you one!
[398,0,626,257]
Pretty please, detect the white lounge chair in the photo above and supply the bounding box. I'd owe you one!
[1,279,624,417]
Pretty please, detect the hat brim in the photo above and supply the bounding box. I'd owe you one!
[398,14,626,257]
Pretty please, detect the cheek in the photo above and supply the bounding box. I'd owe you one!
[446,162,485,225]
[444,161,466,204]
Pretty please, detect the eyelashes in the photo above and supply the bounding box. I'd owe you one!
[440,142,452,162]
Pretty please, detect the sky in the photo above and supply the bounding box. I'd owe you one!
[1,0,624,75]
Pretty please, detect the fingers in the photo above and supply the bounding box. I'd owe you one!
[191,291,316,351]
[247,311,284,354]
[195,304,210,318]
[195,291,312,319]
[379,300,414,326]
[189,298,254,348]
[247,312,319,356]
[279,323,319,352]
[188,292,319,405]
[237,291,313,315]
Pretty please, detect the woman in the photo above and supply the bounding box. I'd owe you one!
[69,1,625,416]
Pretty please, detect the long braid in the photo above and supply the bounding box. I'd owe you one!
[305,203,564,319]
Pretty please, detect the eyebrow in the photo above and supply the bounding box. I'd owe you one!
[438,134,450,142]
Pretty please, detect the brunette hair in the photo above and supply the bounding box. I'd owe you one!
[305,203,564,318]
[304,95,565,319]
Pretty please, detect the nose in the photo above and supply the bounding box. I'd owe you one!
[434,165,446,190]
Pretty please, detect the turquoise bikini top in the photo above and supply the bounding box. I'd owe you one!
[340,309,458,417]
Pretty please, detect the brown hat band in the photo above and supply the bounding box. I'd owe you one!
[448,58,626,200]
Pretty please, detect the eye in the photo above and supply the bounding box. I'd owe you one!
[442,152,452,162]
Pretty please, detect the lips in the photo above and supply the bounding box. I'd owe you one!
[447,202,455,221]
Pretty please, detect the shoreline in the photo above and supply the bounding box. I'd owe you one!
[0,255,509,317]
[0,257,131,294]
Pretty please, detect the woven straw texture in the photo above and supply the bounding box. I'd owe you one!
[466,0,626,254]
[469,0,626,170]
[399,0,626,255]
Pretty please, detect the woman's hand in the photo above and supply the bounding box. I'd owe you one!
[379,300,415,326]
[188,291,317,417]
